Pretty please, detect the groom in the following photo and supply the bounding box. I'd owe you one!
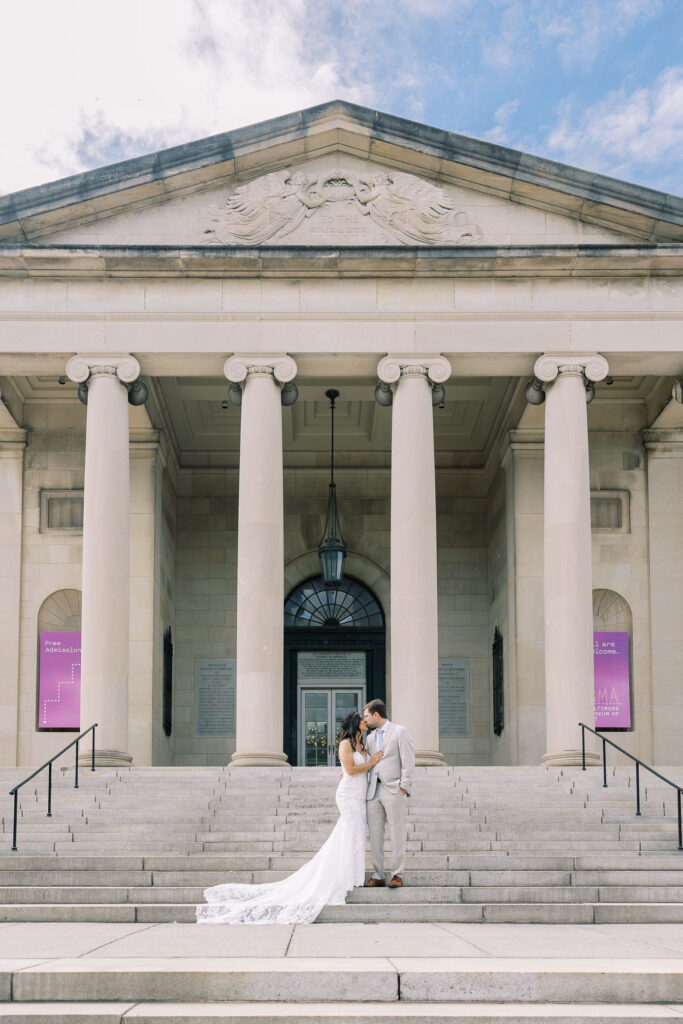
[363,698,415,889]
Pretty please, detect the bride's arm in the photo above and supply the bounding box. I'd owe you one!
[338,739,383,776]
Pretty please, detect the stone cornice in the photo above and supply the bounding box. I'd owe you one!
[500,429,544,470]
[642,428,683,455]
[129,429,162,455]
[1,244,683,279]
[0,429,27,451]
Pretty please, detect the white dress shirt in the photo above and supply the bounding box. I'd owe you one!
[375,720,390,750]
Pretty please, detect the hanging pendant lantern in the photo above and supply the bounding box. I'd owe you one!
[318,389,347,587]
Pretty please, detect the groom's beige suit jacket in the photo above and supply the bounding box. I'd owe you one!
[366,721,415,799]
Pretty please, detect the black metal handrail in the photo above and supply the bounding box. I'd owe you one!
[579,721,682,851]
[8,723,97,852]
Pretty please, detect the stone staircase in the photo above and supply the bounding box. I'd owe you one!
[2,764,683,925]
[1,763,683,1021]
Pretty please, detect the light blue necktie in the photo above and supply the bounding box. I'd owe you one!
[376,728,384,751]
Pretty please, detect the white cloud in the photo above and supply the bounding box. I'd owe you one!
[0,0,366,194]
[478,1,529,71]
[477,0,662,74]
[547,66,683,188]
[534,0,662,68]
[484,99,520,144]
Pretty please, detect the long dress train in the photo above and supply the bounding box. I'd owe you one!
[195,750,368,924]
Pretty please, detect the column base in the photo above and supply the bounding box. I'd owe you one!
[415,748,446,767]
[78,748,133,768]
[542,748,602,768]
[231,750,290,768]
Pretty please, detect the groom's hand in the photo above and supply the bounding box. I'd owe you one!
[400,788,408,795]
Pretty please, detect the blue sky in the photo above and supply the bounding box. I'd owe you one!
[2,0,682,197]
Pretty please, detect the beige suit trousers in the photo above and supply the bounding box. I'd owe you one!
[367,783,407,879]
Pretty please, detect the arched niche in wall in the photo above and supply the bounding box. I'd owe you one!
[592,588,634,732]
[37,589,82,633]
[36,589,82,731]
[593,589,633,634]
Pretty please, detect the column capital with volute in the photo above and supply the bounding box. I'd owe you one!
[377,355,451,386]
[66,354,141,385]
[224,354,297,385]
[534,353,609,383]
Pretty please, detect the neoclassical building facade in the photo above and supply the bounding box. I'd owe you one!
[1,101,682,770]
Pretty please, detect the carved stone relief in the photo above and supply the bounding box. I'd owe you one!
[202,168,482,246]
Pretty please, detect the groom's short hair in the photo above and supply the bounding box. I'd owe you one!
[364,698,387,718]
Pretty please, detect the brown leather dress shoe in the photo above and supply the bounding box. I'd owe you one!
[363,877,386,887]
[388,874,403,888]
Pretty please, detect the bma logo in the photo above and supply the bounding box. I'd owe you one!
[595,687,620,705]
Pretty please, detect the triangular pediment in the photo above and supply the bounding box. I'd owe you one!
[1,101,682,246]
[23,153,634,248]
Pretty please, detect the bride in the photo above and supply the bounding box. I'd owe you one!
[196,711,383,924]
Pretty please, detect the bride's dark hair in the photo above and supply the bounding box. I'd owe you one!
[339,711,363,752]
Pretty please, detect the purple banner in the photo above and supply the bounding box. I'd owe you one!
[593,631,631,729]
[39,632,81,729]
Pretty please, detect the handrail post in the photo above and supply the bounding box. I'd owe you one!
[581,724,586,771]
[635,761,641,816]
[9,723,98,851]
[577,722,682,852]
[11,786,18,851]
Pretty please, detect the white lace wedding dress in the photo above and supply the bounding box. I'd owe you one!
[196,749,368,924]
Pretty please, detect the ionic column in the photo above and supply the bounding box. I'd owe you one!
[378,355,451,766]
[643,427,683,765]
[0,397,26,767]
[67,355,140,766]
[225,355,297,767]
[129,430,165,766]
[535,353,608,766]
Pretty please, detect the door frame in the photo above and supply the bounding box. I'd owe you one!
[284,629,386,766]
[297,685,365,766]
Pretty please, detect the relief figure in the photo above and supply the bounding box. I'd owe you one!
[202,168,480,246]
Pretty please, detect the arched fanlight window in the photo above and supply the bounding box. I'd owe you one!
[285,576,384,628]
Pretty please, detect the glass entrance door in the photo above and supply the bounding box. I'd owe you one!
[299,687,365,766]
[296,650,367,766]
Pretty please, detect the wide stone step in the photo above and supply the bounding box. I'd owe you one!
[4,852,678,870]
[5,1002,683,1023]
[6,956,683,1004]
[2,868,682,890]
[5,900,683,924]
[3,882,682,907]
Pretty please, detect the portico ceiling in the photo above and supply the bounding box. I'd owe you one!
[150,372,666,468]
[1,371,670,470]
[154,375,517,460]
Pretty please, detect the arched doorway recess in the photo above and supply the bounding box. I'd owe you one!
[593,588,634,732]
[36,589,82,732]
[284,576,386,766]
